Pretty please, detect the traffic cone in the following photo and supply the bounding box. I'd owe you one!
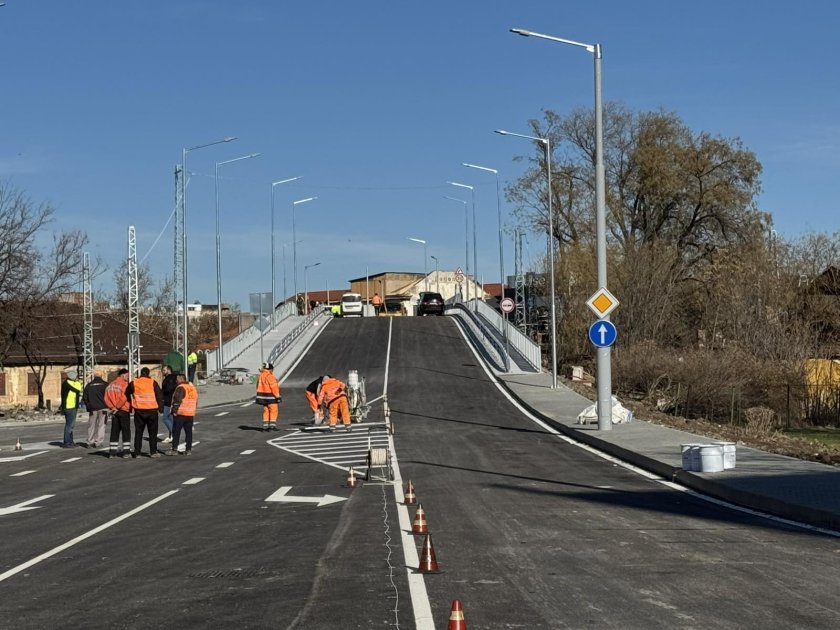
[418,533,440,573]
[411,503,428,535]
[447,599,466,630]
[345,466,358,488]
[15,437,22,451]
[403,480,416,505]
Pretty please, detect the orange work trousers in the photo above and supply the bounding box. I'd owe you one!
[327,395,350,426]
[306,391,319,413]
[262,403,278,427]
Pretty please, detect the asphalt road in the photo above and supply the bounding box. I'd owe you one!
[1,316,840,629]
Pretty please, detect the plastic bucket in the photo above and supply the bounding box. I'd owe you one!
[699,445,725,472]
[680,444,699,471]
[347,370,359,389]
[717,442,737,470]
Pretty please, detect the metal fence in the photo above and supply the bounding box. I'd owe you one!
[448,303,506,371]
[266,308,327,368]
[473,300,541,370]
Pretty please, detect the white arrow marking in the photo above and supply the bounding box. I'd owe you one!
[0,495,54,517]
[598,323,608,344]
[264,486,348,507]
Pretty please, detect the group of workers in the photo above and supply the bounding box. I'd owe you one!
[256,364,351,431]
[60,366,198,458]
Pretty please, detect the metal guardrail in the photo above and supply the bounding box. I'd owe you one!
[206,303,298,374]
[448,303,506,370]
[473,300,541,370]
[266,308,328,367]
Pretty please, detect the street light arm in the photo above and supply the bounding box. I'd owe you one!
[218,152,261,167]
[293,196,318,205]
[444,196,467,205]
[448,181,473,190]
[509,27,596,54]
[273,176,302,187]
[462,162,498,174]
[186,136,237,152]
[495,129,547,145]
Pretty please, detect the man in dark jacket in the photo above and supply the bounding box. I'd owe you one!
[82,368,109,448]
[160,365,179,444]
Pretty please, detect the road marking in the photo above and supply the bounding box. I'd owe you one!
[0,489,178,583]
[10,470,36,477]
[61,457,82,463]
[182,478,205,485]
[240,402,251,408]
[215,411,229,416]
[216,462,234,468]
[268,430,391,475]
[0,495,54,517]
[0,451,48,463]
[264,486,347,507]
[240,449,255,455]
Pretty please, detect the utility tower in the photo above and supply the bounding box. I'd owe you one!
[127,226,141,377]
[173,164,184,364]
[82,251,94,382]
[514,229,526,331]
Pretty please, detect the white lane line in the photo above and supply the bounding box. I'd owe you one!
[0,489,178,583]
[240,449,256,455]
[215,411,229,416]
[240,402,251,408]
[216,462,234,468]
[0,451,48,463]
[10,470,36,477]
[182,478,205,485]
[60,457,82,463]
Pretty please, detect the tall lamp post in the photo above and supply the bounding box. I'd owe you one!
[495,129,557,389]
[271,177,302,329]
[444,195,470,304]
[448,182,478,309]
[510,27,610,429]
[292,197,318,309]
[181,136,236,372]
[430,255,440,292]
[463,162,510,369]
[408,237,428,292]
[304,262,321,314]
[214,152,261,374]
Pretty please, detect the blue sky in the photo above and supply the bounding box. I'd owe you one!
[2,1,838,309]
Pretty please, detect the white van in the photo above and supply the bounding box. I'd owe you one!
[340,292,364,317]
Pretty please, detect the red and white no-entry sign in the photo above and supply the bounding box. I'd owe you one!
[500,297,515,313]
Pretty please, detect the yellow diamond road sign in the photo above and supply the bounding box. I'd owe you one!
[586,288,619,318]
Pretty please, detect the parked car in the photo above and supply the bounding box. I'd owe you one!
[340,292,363,317]
[417,291,445,316]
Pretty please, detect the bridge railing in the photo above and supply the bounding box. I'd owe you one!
[447,303,506,371]
[473,300,541,371]
[267,308,328,367]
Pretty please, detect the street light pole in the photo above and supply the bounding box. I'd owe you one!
[215,152,261,374]
[430,255,439,292]
[271,177,302,329]
[464,162,510,370]
[448,182,477,310]
[292,197,317,310]
[304,262,321,315]
[510,28,611,427]
[181,136,236,373]
[408,238,428,292]
[495,129,557,389]
[444,195,470,304]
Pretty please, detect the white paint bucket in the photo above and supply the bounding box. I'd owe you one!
[699,444,725,472]
[680,444,698,471]
[717,442,737,469]
[347,370,359,389]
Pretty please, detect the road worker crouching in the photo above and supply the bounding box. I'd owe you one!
[317,376,350,432]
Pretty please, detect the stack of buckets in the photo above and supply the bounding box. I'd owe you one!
[681,442,736,472]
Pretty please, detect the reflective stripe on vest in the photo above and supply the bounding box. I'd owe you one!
[132,377,158,410]
[176,383,198,416]
[66,380,82,408]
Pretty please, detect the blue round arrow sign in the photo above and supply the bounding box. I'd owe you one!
[588,320,617,348]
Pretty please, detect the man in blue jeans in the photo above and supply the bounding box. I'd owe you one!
[60,370,83,447]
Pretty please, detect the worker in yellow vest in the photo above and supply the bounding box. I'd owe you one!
[60,369,83,448]
[187,351,198,383]
[166,374,198,455]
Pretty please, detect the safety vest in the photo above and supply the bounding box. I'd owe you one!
[65,379,82,408]
[105,378,130,412]
[188,352,198,365]
[132,376,158,410]
[175,383,198,417]
[372,294,382,306]
[319,378,346,405]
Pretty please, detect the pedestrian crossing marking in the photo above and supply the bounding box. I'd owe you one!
[268,426,392,476]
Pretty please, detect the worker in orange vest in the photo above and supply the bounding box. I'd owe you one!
[165,373,198,455]
[317,376,350,432]
[105,368,132,458]
[305,374,331,424]
[125,367,164,458]
[256,362,281,431]
[371,292,383,316]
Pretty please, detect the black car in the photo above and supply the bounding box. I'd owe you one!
[417,292,445,316]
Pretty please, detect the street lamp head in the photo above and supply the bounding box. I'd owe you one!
[273,176,302,187]
[444,195,467,205]
[510,28,531,37]
[463,162,498,174]
[293,196,317,205]
[448,181,473,191]
[408,237,426,245]
[494,130,509,136]
[223,136,237,142]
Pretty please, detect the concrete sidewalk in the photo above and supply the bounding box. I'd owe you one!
[499,371,840,533]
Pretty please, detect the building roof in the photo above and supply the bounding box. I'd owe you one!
[347,271,425,283]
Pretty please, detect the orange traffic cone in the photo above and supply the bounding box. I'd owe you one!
[403,480,416,505]
[448,599,466,630]
[411,503,428,535]
[345,466,358,488]
[418,533,440,573]
[15,437,22,451]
